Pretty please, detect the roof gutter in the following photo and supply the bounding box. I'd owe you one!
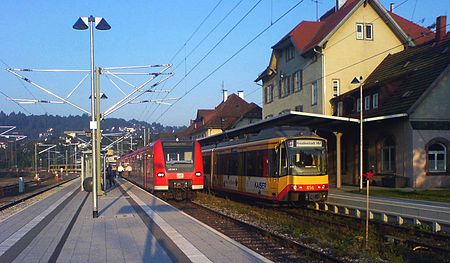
[363,113,408,122]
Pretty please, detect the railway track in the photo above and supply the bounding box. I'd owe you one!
[170,201,343,263]
[273,206,450,262]
[0,175,79,211]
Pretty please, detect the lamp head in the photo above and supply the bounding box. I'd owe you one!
[95,18,111,30]
[351,76,363,84]
[73,17,88,30]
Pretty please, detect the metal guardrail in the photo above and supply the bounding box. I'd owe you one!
[313,201,450,233]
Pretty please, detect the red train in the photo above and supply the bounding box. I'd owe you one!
[120,139,204,200]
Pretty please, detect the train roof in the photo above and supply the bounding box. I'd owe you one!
[202,126,321,150]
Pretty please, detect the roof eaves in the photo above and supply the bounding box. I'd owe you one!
[371,0,414,47]
[315,0,364,50]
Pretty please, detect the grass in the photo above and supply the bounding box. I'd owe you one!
[195,192,382,261]
[348,189,450,203]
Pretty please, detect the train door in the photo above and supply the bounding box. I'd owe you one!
[267,147,280,198]
[147,149,154,190]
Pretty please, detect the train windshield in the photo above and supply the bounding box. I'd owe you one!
[162,141,194,171]
[286,139,326,175]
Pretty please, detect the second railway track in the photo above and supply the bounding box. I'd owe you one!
[170,200,343,263]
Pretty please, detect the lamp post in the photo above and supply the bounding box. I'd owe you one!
[351,76,364,192]
[73,15,111,218]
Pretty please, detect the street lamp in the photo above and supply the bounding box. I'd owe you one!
[351,76,364,191]
[73,15,111,218]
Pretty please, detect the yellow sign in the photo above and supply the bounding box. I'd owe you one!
[107,149,114,156]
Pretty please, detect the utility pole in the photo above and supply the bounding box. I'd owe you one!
[96,67,104,196]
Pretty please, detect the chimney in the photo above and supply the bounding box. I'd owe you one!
[335,0,346,11]
[436,16,447,42]
[237,90,244,100]
[389,3,394,13]
[223,89,228,102]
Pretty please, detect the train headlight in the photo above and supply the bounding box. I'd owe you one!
[293,185,297,190]
[195,172,201,177]
[157,172,165,177]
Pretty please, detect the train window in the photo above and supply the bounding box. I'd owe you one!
[268,149,278,177]
[203,155,211,174]
[245,150,264,177]
[280,146,288,176]
[287,147,326,175]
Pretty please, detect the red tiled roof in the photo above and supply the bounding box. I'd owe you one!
[290,21,323,53]
[184,94,262,136]
[388,11,435,45]
[302,0,360,53]
[275,0,434,56]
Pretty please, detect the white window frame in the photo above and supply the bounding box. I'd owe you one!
[295,70,302,92]
[365,24,373,40]
[428,143,447,172]
[364,95,371,110]
[312,81,318,105]
[332,79,340,97]
[356,98,361,112]
[381,145,395,172]
[356,23,364,40]
[265,85,273,104]
[373,93,379,109]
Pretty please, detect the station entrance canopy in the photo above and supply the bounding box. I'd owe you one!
[199,111,360,146]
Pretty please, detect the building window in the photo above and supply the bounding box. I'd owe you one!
[364,95,370,110]
[294,70,302,92]
[290,75,295,94]
[278,80,282,99]
[265,85,273,104]
[295,105,303,112]
[332,79,340,97]
[428,143,446,172]
[381,137,396,173]
[356,23,374,40]
[356,23,364,40]
[373,93,379,109]
[312,81,318,105]
[285,46,295,62]
[365,24,373,40]
[337,101,343,116]
[356,98,361,112]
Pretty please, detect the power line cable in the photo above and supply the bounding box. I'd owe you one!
[154,0,305,122]
[138,0,224,121]
[158,20,449,123]
[146,0,264,121]
[0,58,46,114]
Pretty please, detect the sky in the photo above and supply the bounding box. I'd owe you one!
[0,0,448,126]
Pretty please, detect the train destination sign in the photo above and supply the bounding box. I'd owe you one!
[288,140,323,148]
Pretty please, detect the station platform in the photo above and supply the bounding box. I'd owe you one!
[0,178,270,263]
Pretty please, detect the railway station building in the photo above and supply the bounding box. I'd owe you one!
[253,0,450,188]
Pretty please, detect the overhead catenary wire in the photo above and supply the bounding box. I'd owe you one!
[0,58,46,114]
[153,0,305,122]
[155,14,449,124]
[146,0,265,122]
[139,0,244,121]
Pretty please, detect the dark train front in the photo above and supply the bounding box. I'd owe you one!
[121,139,204,200]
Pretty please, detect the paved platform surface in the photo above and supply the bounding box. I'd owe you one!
[0,178,271,263]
